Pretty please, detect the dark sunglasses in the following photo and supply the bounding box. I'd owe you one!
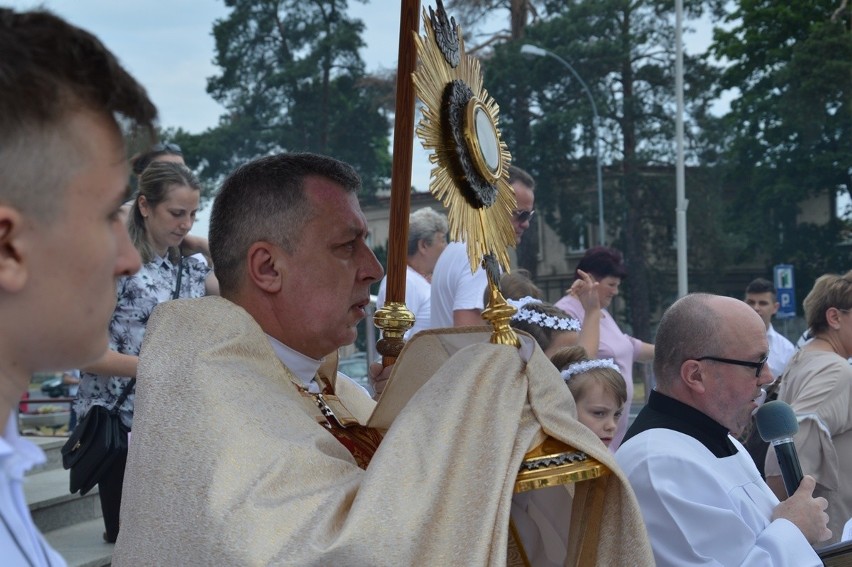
[151,142,183,155]
[695,354,769,378]
[512,209,535,223]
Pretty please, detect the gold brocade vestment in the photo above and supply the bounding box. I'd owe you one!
[114,296,652,566]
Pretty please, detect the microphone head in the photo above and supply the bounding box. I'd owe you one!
[755,400,799,442]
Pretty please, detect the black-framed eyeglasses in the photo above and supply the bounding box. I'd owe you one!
[695,354,769,378]
[151,142,183,155]
[512,209,535,223]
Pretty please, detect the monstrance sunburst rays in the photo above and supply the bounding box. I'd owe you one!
[410,3,613,532]
[412,3,516,276]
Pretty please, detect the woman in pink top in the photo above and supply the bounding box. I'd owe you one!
[555,246,654,450]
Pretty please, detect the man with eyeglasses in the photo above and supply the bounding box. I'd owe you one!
[429,165,536,328]
[615,293,830,566]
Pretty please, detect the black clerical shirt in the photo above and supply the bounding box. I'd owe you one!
[623,390,738,458]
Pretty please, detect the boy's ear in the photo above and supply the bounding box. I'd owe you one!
[0,206,28,293]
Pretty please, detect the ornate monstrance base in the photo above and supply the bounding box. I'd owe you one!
[515,438,609,493]
[515,438,613,567]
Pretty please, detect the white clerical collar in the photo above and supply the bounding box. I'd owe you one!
[266,335,324,392]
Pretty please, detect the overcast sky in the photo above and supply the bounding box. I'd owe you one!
[7,1,716,236]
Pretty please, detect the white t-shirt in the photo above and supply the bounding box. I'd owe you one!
[766,324,796,379]
[429,241,487,329]
[376,265,432,339]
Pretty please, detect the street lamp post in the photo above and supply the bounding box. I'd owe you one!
[520,44,605,246]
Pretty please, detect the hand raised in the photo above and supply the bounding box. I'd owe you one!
[569,269,600,313]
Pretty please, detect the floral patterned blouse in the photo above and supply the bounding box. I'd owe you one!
[74,254,210,427]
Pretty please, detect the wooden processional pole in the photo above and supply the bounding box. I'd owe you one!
[373,1,421,366]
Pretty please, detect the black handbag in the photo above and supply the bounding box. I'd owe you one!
[61,378,135,495]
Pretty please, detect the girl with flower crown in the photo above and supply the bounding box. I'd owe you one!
[551,346,628,450]
[555,247,654,449]
[507,298,584,357]
[502,270,601,357]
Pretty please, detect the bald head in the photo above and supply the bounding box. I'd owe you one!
[654,293,767,393]
[656,293,772,435]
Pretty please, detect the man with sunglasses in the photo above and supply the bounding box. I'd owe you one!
[615,293,830,566]
[429,165,536,328]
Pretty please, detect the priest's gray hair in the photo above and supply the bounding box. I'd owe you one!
[209,152,361,295]
[654,293,724,392]
[407,207,448,256]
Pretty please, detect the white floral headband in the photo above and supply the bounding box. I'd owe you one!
[561,358,621,381]
[506,296,581,331]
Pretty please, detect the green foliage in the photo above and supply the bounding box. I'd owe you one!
[787,221,852,311]
[710,0,852,271]
[178,0,392,199]
[483,0,719,339]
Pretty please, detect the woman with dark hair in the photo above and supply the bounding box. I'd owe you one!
[74,162,217,543]
[554,246,654,450]
[765,271,852,543]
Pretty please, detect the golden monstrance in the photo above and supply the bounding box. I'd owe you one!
[376,2,613,565]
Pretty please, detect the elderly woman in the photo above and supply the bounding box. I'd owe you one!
[555,246,654,450]
[376,207,448,338]
[765,271,852,544]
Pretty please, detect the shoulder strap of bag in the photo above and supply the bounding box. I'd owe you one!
[172,255,184,300]
[110,378,136,413]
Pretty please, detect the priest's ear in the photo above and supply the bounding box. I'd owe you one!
[246,241,284,294]
[679,358,707,394]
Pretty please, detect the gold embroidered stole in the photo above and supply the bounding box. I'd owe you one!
[293,360,383,470]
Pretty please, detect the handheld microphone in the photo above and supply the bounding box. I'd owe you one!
[755,400,803,497]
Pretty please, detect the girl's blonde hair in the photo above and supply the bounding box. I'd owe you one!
[550,345,627,406]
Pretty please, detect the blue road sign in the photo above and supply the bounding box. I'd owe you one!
[774,264,796,319]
